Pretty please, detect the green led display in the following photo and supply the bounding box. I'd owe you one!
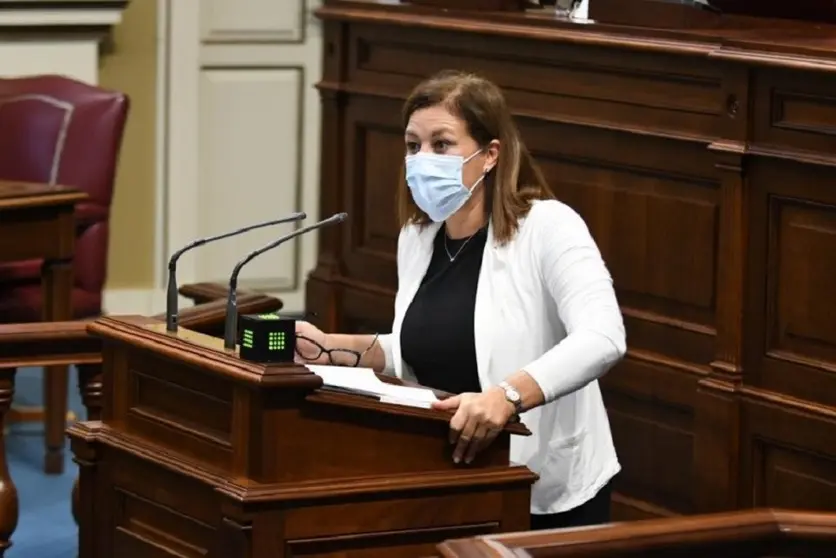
[257,313,280,320]
[238,313,295,363]
[242,329,254,348]
[268,331,285,351]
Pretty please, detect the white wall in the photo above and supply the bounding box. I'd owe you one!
[105,0,322,316]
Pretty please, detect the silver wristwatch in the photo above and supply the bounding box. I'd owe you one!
[499,381,523,414]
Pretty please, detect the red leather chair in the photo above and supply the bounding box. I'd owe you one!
[0,75,129,474]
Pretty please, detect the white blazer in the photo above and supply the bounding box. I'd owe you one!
[378,199,626,514]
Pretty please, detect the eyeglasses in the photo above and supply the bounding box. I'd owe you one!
[296,335,363,367]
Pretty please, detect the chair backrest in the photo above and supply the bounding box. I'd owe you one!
[0,75,129,300]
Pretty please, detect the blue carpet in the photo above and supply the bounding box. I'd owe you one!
[7,367,82,558]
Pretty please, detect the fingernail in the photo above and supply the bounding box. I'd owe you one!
[465,457,473,464]
[453,456,460,464]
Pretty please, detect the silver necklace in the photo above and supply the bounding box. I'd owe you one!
[443,232,476,262]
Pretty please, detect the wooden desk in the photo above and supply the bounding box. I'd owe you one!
[0,181,85,474]
[307,0,836,521]
[0,183,84,305]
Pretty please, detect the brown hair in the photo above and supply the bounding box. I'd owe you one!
[398,70,554,244]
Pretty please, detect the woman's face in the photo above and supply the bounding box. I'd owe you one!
[404,105,497,189]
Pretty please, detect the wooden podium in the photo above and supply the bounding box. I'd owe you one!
[68,316,536,558]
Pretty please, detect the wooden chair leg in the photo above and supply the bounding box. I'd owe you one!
[43,364,69,474]
[0,368,20,555]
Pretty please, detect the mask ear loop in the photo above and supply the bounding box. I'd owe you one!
[471,143,497,176]
[464,147,494,193]
[463,148,483,165]
[478,157,495,189]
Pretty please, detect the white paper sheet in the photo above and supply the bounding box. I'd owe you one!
[308,365,439,405]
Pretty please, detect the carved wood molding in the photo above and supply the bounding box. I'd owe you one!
[0,0,128,9]
[0,0,130,42]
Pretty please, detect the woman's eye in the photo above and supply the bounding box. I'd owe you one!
[433,140,450,153]
[405,142,419,154]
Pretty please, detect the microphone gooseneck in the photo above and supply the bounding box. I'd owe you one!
[165,212,306,333]
[222,212,348,350]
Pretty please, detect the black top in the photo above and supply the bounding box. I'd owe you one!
[400,225,487,395]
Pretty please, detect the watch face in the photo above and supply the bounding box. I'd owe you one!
[507,390,521,403]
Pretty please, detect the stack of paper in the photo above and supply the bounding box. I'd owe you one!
[308,365,439,409]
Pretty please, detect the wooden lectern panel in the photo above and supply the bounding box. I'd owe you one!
[69,316,536,558]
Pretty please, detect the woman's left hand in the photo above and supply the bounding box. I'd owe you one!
[431,387,516,464]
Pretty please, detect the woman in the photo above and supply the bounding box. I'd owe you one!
[296,70,626,530]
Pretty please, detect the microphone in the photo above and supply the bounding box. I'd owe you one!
[165,212,306,332]
[222,212,348,351]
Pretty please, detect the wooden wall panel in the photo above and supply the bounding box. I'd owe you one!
[310,0,836,522]
[751,69,836,156]
[746,159,836,410]
[342,96,401,290]
[604,358,700,516]
[739,392,836,511]
[345,23,724,139]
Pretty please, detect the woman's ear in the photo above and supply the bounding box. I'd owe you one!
[484,139,500,173]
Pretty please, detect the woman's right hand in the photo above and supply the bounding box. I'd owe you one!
[295,320,330,364]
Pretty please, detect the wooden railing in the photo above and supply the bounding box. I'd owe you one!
[437,508,836,557]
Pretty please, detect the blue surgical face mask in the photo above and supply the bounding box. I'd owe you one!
[405,149,486,223]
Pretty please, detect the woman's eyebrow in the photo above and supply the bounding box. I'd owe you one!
[430,126,456,136]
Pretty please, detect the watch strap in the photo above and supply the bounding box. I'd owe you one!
[499,381,523,414]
